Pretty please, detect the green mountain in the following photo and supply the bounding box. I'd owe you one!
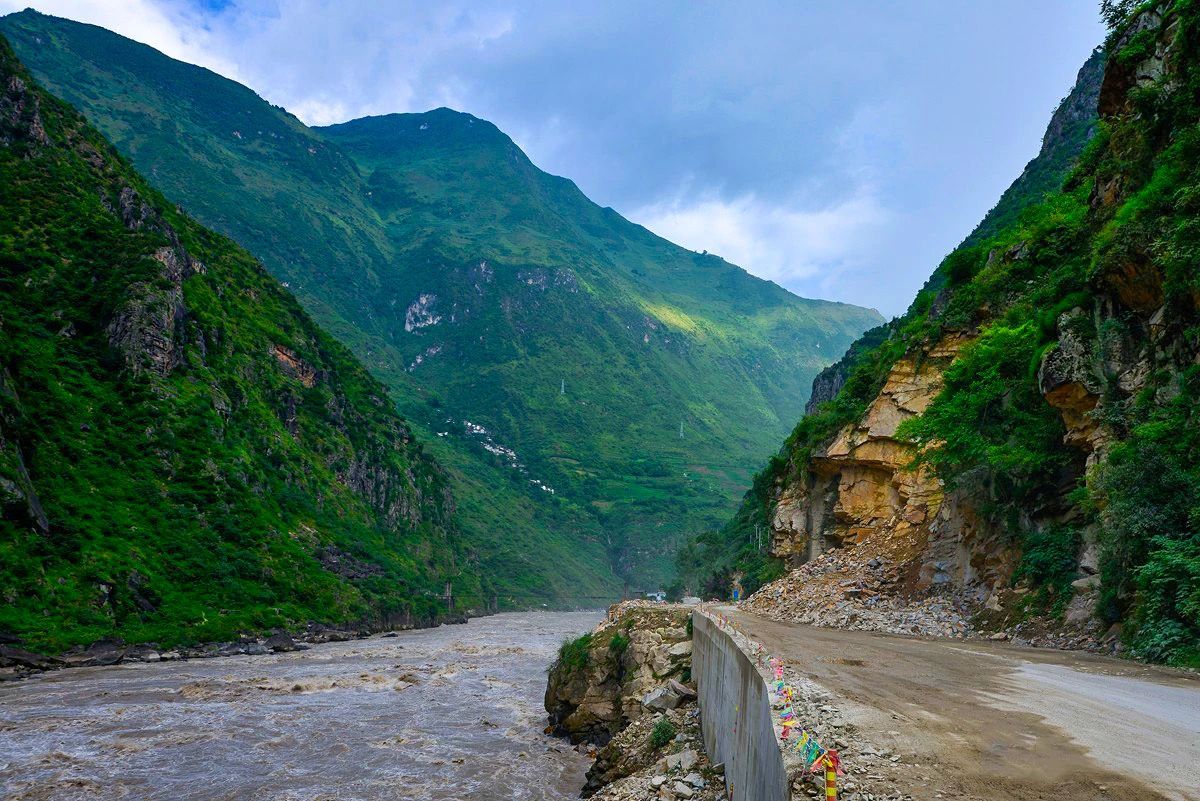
[0,34,479,653]
[0,9,882,594]
[696,0,1200,666]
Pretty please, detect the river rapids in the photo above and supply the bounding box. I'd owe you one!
[0,611,603,800]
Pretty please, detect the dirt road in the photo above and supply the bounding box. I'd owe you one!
[727,608,1200,801]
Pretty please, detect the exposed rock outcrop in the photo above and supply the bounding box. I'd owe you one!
[0,370,49,535]
[545,602,692,746]
[0,72,49,147]
[545,601,723,801]
[104,188,205,377]
[270,344,319,387]
[585,710,721,801]
[772,333,1014,597]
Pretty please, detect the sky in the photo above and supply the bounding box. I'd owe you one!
[0,1,1106,316]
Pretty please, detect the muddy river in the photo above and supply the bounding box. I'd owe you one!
[0,611,603,800]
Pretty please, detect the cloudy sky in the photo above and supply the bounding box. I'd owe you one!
[1,1,1105,315]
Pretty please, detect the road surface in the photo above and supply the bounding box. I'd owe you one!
[727,608,1200,801]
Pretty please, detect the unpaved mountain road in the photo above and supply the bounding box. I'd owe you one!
[726,609,1200,801]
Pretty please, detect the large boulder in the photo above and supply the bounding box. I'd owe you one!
[0,644,63,671]
[63,639,126,667]
[264,633,300,652]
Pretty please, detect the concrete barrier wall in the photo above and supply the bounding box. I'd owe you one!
[692,611,788,801]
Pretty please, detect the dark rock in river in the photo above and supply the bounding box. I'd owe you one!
[264,633,300,652]
[0,644,64,670]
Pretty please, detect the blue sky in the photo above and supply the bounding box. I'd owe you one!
[1,1,1106,316]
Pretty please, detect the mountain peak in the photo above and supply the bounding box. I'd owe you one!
[318,107,519,162]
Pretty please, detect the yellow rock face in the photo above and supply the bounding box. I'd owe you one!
[770,333,1008,591]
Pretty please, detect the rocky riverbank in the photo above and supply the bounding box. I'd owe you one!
[545,601,724,800]
[0,614,474,682]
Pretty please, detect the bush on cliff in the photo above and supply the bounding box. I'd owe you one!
[555,633,593,672]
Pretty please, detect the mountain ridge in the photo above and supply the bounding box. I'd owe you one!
[0,7,881,593]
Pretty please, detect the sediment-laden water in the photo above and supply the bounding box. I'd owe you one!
[0,611,602,800]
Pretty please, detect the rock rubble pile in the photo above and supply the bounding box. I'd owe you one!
[743,549,975,640]
[588,708,723,801]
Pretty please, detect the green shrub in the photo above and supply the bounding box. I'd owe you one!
[899,322,1070,508]
[1013,525,1082,615]
[649,718,677,749]
[555,633,593,672]
[1093,368,1200,665]
[608,631,630,660]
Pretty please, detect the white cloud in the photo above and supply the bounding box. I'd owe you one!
[632,188,890,298]
[288,97,352,128]
[179,2,517,127]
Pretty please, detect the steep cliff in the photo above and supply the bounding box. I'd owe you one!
[0,35,478,654]
[733,2,1200,666]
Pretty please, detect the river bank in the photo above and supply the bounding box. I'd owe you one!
[0,609,497,683]
[0,610,602,800]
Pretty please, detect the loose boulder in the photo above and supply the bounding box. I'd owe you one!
[264,633,300,652]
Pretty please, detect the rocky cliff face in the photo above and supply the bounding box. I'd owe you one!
[545,603,692,745]
[764,328,1034,640]
[771,334,1018,595]
[747,4,1200,663]
[544,602,726,800]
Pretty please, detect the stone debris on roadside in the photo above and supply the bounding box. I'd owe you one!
[742,548,975,639]
[741,543,1122,658]
[586,707,721,801]
[705,607,924,801]
[766,650,919,801]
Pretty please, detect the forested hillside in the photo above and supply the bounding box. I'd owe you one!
[0,35,476,653]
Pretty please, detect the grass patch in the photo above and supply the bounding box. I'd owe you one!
[555,633,594,672]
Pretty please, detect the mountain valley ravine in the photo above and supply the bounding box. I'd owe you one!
[4,2,1200,800]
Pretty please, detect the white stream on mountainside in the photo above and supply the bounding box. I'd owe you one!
[0,610,603,800]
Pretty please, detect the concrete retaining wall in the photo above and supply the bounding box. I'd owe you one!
[692,611,788,801]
